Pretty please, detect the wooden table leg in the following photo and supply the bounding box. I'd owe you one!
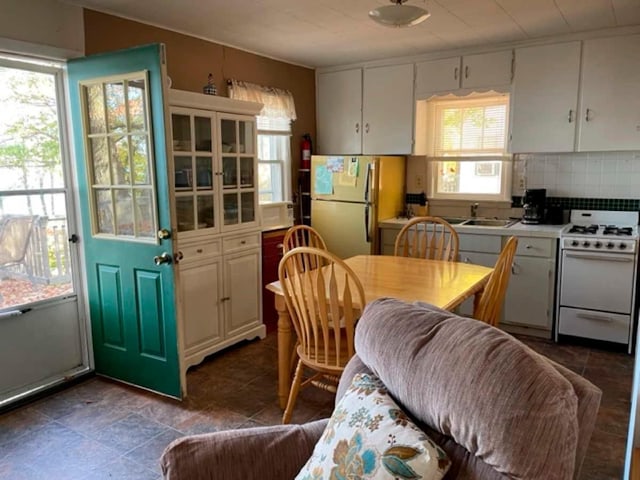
[472,286,484,315]
[275,294,292,409]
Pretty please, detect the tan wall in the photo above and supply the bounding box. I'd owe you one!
[83,9,315,201]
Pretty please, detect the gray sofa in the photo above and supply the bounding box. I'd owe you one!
[161,298,602,480]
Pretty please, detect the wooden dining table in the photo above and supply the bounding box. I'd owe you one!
[266,254,494,408]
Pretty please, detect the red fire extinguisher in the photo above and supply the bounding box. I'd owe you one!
[301,133,312,169]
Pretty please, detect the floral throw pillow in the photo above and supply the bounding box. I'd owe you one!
[296,373,451,480]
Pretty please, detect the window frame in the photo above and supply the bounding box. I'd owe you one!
[425,93,512,202]
[257,119,291,204]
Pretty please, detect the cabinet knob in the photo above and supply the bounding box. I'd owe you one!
[525,244,532,249]
[355,122,360,133]
[464,65,469,79]
[196,248,203,253]
[585,108,592,122]
[174,251,184,264]
[220,296,231,302]
[454,67,459,81]
[240,240,246,245]
[567,109,573,123]
[365,123,370,134]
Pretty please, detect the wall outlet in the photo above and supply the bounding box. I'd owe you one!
[415,175,424,188]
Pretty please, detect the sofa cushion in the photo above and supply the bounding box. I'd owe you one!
[354,298,579,480]
[297,373,451,480]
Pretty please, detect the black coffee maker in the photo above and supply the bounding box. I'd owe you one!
[522,189,546,224]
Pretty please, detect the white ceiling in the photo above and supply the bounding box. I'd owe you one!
[65,0,640,68]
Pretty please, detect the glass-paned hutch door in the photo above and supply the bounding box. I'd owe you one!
[81,72,157,241]
[219,115,258,228]
[171,109,217,236]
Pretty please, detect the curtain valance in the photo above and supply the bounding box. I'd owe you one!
[228,79,297,121]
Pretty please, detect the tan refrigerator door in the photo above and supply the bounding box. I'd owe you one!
[311,200,373,259]
[376,156,406,221]
[311,156,374,203]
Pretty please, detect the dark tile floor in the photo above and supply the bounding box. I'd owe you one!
[0,332,633,479]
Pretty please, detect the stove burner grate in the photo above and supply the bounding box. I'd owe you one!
[603,226,633,236]
[568,224,599,234]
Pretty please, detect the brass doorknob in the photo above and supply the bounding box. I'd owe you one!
[157,229,171,240]
[153,252,172,265]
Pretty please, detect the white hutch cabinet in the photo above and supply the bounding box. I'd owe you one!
[169,89,265,371]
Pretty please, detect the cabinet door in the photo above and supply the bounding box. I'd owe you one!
[172,108,220,237]
[180,259,223,362]
[510,42,581,153]
[415,57,461,97]
[362,64,414,154]
[461,50,512,90]
[224,249,261,337]
[457,251,499,316]
[578,35,640,151]
[219,114,259,231]
[503,257,553,329]
[317,69,362,155]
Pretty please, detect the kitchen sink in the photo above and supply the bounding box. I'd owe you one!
[439,216,468,225]
[461,218,517,227]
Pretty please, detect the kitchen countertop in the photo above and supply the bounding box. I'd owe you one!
[379,217,565,238]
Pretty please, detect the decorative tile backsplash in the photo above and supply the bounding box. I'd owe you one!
[511,196,640,211]
[513,151,640,199]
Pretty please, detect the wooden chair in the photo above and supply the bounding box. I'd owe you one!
[283,225,327,252]
[394,216,460,261]
[473,236,519,327]
[278,246,366,424]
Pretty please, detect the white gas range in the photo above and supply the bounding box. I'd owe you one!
[556,210,640,352]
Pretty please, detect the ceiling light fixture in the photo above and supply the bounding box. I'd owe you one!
[369,0,430,28]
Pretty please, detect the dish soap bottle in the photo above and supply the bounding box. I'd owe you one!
[203,73,217,95]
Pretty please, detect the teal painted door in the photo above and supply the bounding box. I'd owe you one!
[67,44,182,398]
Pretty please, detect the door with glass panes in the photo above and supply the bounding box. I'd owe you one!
[0,57,87,408]
[219,113,258,231]
[171,108,219,238]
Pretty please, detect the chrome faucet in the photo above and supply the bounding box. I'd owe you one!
[470,203,479,218]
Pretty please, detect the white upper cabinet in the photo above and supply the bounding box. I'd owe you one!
[362,64,414,155]
[578,34,640,152]
[415,50,512,97]
[317,68,362,155]
[317,64,414,155]
[415,57,460,96]
[510,42,581,153]
[511,34,640,153]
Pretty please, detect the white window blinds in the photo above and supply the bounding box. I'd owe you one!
[432,95,509,157]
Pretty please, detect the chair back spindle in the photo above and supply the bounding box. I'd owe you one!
[394,216,459,262]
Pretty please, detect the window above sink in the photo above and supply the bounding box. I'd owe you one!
[417,93,513,202]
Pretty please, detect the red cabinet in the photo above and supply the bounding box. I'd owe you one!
[262,229,287,333]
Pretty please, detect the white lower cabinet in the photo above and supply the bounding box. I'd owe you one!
[181,257,224,360]
[502,237,555,335]
[503,256,554,330]
[179,232,265,371]
[379,226,557,335]
[224,249,262,338]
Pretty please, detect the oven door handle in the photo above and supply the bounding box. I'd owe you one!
[576,313,614,323]
[565,253,634,262]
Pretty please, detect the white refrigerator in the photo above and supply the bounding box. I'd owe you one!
[310,155,405,259]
